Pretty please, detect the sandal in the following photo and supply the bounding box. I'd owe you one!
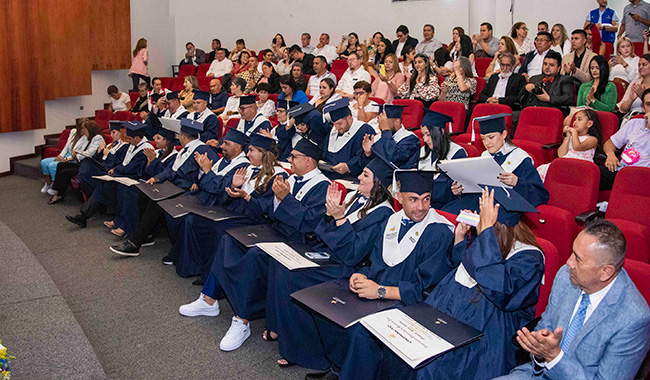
[111,228,125,237]
[103,220,116,229]
[47,195,64,205]
[262,328,278,342]
[277,358,294,368]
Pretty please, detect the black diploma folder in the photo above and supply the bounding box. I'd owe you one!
[159,196,248,221]
[226,224,290,248]
[291,279,399,328]
[136,181,185,201]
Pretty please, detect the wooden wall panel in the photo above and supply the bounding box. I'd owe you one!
[90,0,132,71]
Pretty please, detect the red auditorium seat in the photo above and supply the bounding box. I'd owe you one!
[222,117,240,139]
[268,93,279,105]
[331,59,348,80]
[197,76,212,91]
[473,77,486,103]
[605,167,650,263]
[624,259,650,303]
[613,81,626,103]
[429,101,466,133]
[369,97,385,105]
[171,77,185,92]
[633,42,648,57]
[436,209,459,227]
[392,99,424,130]
[456,142,479,157]
[523,158,600,263]
[453,103,513,152]
[257,51,265,61]
[159,77,174,90]
[95,109,113,130]
[177,64,197,78]
[112,111,134,122]
[196,63,211,77]
[511,107,564,166]
[602,42,614,60]
[595,111,619,203]
[535,238,561,318]
[332,181,348,204]
[42,128,72,159]
[129,91,139,105]
[474,58,492,78]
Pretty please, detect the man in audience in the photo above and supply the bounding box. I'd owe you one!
[415,24,442,59]
[392,24,418,58]
[473,22,499,57]
[519,50,574,117]
[257,49,277,71]
[206,49,234,79]
[335,52,371,98]
[147,77,171,111]
[618,0,650,42]
[599,88,650,189]
[238,56,262,93]
[561,29,597,84]
[585,0,619,45]
[519,31,553,81]
[538,21,550,33]
[289,45,316,75]
[207,39,222,63]
[479,52,526,110]
[179,42,206,66]
[301,33,315,54]
[312,33,339,64]
[186,91,220,142]
[306,56,337,97]
[497,220,650,380]
[362,104,420,169]
[208,78,228,114]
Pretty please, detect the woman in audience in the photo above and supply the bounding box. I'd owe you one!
[231,50,251,76]
[278,74,309,104]
[367,31,385,60]
[538,108,602,181]
[609,37,639,88]
[398,45,416,77]
[397,53,440,108]
[271,33,287,61]
[129,38,149,92]
[550,23,571,56]
[47,120,105,204]
[107,85,131,112]
[275,49,293,76]
[229,39,247,63]
[238,56,262,93]
[254,83,276,118]
[373,38,394,65]
[447,26,465,54]
[41,123,85,194]
[179,75,198,112]
[336,32,360,59]
[370,53,405,104]
[290,63,308,92]
[439,57,476,110]
[351,81,379,126]
[576,56,617,112]
[219,77,247,123]
[344,188,544,380]
[130,83,150,117]
[485,36,520,77]
[617,53,650,115]
[432,47,454,77]
[510,22,534,55]
[256,62,281,94]
[309,78,341,112]
[452,34,477,76]
[356,44,374,71]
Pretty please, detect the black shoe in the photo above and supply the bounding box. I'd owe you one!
[141,235,155,247]
[305,369,338,380]
[110,240,140,257]
[192,278,204,286]
[66,214,87,228]
[161,255,173,265]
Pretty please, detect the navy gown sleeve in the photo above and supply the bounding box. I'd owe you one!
[243,172,289,220]
[512,157,549,207]
[112,151,148,178]
[276,122,294,161]
[272,181,329,235]
[341,124,376,176]
[199,114,221,142]
[196,162,250,205]
[462,227,544,311]
[106,144,130,169]
[369,131,420,169]
[252,120,272,134]
[305,111,330,146]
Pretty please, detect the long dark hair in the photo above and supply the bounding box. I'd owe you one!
[160,136,175,160]
[252,143,280,193]
[409,53,434,92]
[420,126,451,166]
[375,38,395,64]
[590,55,610,100]
[433,47,451,68]
[493,221,542,259]
[280,74,298,95]
[459,35,473,58]
[346,176,393,220]
[580,108,604,160]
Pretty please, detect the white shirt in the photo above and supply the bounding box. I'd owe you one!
[336,67,371,94]
[309,92,342,106]
[206,58,233,78]
[609,55,640,83]
[110,92,131,111]
[550,40,572,56]
[307,71,337,95]
[395,40,406,58]
[301,45,315,54]
[219,96,240,118]
[493,72,511,98]
[312,45,339,64]
[524,49,549,77]
[257,99,276,117]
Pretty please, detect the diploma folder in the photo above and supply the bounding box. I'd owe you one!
[437,156,512,193]
[159,117,182,134]
[226,224,289,248]
[291,279,399,328]
[360,304,483,369]
[159,196,247,221]
[136,181,185,201]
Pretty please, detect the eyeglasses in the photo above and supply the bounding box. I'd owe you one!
[288,153,308,160]
[520,27,529,31]
[238,105,254,111]
[500,63,513,68]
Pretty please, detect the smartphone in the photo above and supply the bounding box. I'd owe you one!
[272,38,277,45]
[379,64,386,77]
[305,251,330,260]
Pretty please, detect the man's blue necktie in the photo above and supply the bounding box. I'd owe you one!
[560,293,591,352]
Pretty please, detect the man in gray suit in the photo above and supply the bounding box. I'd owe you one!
[495,220,650,380]
[179,42,206,66]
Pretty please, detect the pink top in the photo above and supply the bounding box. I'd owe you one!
[371,73,405,104]
[129,48,149,76]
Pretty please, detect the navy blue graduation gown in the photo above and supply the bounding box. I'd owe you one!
[271,198,394,370]
[192,156,249,206]
[78,142,129,196]
[145,108,190,139]
[240,114,272,135]
[191,112,220,142]
[155,144,217,189]
[417,148,468,209]
[442,148,549,215]
[366,129,421,169]
[321,122,376,178]
[91,144,148,207]
[275,122,294,161]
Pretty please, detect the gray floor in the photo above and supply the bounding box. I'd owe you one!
[0,175,312,379]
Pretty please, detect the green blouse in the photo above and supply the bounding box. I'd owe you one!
[576,81,617,112]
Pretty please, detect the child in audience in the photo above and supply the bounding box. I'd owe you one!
[537,108,601,181]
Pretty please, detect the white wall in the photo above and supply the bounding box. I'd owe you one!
[131,0,177,78]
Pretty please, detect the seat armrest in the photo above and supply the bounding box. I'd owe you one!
[575,209,605,226]
[542,143,562,150]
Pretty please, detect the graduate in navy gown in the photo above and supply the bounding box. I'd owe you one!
[66,121,153,229]
[320,98,376,179]
[185,90,221,143]
[341,187,545,380]
[304,170,456,380]
[145,92,189,139]
[274,99,299,161]
[282,102,331,147]
[361,104,420,169]
[178,138,330,353]
[77,121,129,196]
[231,95,272,137]
[106,119,218,257]
[442,113,549,216]
[269,152,395,370]
[417,110,467,209]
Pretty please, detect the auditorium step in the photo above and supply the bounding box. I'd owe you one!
[13,157,43,180]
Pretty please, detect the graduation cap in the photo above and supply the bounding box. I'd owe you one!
[249,133,277,151]
[166,92,179,101]
[394,169,435,195]
[293,137,321,161]
[180,118,203,137]
[151,93,164,103]
[366,150,397,188]
[156,126,176,141]
[288,102,316,124]
[422,109,455,133]
[277,99,298,110]
[322,98,351,123]
[377,104,407,119]
[109,120,125,131]
[125,121,146,138]
[223,127,249,146]
[193,90,210,101]
[478,184,538,226]
[477,113,511,135]
[238,95,257,106]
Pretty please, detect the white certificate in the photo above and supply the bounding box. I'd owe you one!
[361,309,454,369]
[335,179,359,192]
[438,156,511,193]
[91,175,139,186]
[256,242,319,270]
[92,175,114,182]
[160,117,181,134]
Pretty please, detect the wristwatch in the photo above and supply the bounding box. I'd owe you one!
[377,285,386,300]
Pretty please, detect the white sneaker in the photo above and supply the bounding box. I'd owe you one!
[41,183,52,193]
[220,316,251,351]
[47,188,58,196]
[178,294,220,317]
